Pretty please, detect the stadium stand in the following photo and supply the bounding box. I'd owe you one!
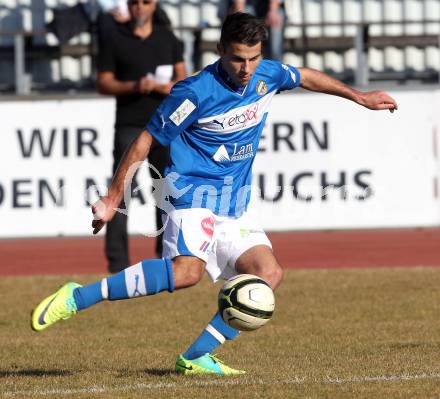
[0,0,439,94]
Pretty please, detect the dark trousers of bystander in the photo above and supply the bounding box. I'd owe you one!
[105,125,169,273]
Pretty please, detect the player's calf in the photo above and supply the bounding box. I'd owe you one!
[172,256,206,289]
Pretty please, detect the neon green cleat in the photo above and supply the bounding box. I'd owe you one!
[31,282,82,332]
[175,354,245,375]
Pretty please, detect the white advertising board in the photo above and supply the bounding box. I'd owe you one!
[0,98,157,237]
[0,90,439,237]
[252,90,440,230]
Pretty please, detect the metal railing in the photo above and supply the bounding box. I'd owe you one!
[1,19,440,95]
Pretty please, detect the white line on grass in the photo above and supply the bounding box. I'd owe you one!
[3,372,440,397]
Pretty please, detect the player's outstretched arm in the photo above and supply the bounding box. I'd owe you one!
[297,67,398,113]
[91,129,156,235]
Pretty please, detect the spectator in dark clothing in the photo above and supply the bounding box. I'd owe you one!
[97,0,187,272]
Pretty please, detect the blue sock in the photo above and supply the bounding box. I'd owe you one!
[73,258,174,311]
[183,312,240,360]
[73,281,103,310]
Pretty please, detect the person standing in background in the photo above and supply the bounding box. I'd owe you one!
[97,0,186,272]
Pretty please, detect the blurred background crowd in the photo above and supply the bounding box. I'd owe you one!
[1,0,440,96]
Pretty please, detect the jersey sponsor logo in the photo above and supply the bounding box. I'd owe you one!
[212,143,254,162]
[230,142,254,161]
[169,99,196,126]
[202,103,258,131]
[240,228,264,237]
[195,90,276,134]
[212,145,230,162]
[201,216,215,238]
[256,80,267,95]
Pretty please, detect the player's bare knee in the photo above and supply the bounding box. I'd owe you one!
[235,246,283,289]
[259,263,283,290]
[271,264,284,290]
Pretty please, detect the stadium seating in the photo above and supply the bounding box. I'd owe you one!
[0,0,439,93]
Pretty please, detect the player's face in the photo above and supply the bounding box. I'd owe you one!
[127,0,156,26]
[218,41,262,87]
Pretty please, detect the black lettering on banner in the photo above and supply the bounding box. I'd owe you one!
[303,122,329,150]
[13,179,32,208]
[269,121,329,152]
[17,128,56,158]
[321,172,347,201]
[354,170,373,200]
[38,179,64,207]
[291,172,313,201]
[0,183,3,205]
[86,177,144,206]
[273,123,295,151]
[258,173,284,202]
[77,128,99,156]
[17,127,100,158]
[258,170,373,203]
[62,128,69,157]
[258,131,267,152]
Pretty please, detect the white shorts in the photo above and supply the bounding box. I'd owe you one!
[162,208,272,282]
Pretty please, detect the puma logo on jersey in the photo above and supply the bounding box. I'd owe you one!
[212,119,225,129]
[160,114,171,128]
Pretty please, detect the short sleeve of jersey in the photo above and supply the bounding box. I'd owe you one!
[277,63,301,92]
[146,82,199,146]
[171,34,184,64]
[97,41,115,73]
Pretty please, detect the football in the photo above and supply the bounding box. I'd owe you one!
[218,274,275,331]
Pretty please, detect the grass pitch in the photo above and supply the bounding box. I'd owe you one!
[1,267,440,398]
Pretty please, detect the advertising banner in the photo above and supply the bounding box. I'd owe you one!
[0,91,439,237]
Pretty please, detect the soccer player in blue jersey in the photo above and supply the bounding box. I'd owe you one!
[31,12,397,375]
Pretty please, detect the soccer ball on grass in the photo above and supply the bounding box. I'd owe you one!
[218,274,275,331]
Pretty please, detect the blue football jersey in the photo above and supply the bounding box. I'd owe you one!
[146,59,301,217]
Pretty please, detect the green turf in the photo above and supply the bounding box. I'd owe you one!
[1,268,440,398]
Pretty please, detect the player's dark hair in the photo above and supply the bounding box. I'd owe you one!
[220,12,268,48]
